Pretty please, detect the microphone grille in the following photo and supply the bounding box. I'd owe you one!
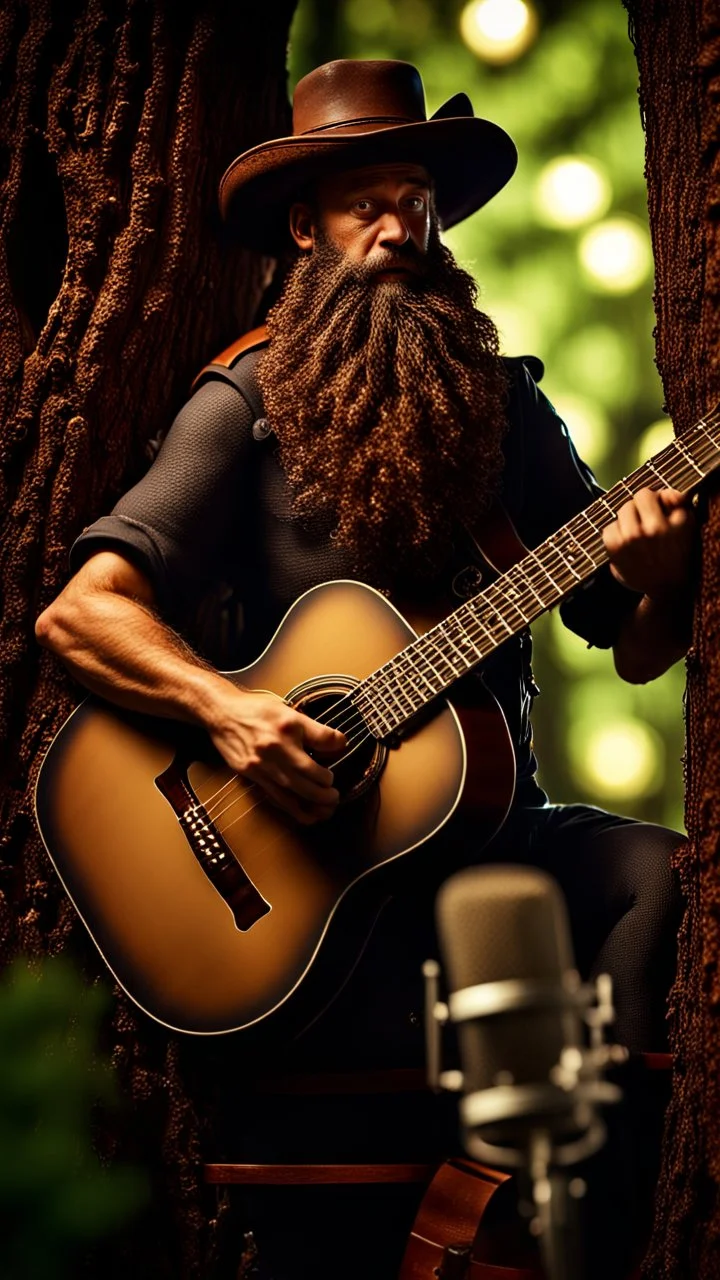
[436,864,575,993]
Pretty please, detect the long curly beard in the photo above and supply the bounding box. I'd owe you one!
[257,227,509,586]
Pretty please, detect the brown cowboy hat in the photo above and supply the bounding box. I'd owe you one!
[219,59,517,252]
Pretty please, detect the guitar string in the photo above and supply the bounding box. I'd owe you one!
[203,716,372,825]
[200,428,720,823]
[196,419,720,822]
[211,416,720,783]
[325,442,709,741]
[201,421,720,820]
[314,425,720,752]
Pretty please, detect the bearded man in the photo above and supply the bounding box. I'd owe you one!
[36,59,695,1279]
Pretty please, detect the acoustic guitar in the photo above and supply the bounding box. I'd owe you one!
[34,412,720,1037]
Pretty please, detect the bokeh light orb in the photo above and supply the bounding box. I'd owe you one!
[534,157,611,229]
[491,299,542,355]
[572,719,663,800]
[558,324,636,410]
[549,610,609,675]
[550,392,610,470]
[459,0,538,64]
[578,217,653,293]
[636,417,674,468]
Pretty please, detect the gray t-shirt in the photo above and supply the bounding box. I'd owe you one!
[70,351,641,804]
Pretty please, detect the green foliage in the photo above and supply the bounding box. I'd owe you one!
[0,957,147,1279]
[289,0,687,832]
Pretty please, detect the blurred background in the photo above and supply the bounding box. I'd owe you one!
[288,0,686,833]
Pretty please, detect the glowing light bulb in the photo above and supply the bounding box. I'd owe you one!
[573,720,662,800]
[460,0,538,64]
[534,157,611,229]
[579,217,653,294]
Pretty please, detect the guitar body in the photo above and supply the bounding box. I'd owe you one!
[35,580,515,1037]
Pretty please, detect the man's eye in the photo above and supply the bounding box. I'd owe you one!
[354,199,374,212]
[404,196,426,211]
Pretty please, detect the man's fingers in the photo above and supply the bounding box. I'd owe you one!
[609,488,690,543]
[248,774,338,826]
[253,776,323,825]
[634,486,685,525]
[656,487,687,511]
[281,740,339,789]
[301,713,347,753]
[613,499,643,541]
[667,505,693,528]
[247,753,341,806]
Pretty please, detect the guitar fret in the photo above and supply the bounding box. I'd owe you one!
[557,527,596,574]
[392,655,428,706]
[410,656,441,697]
[477,595,514,640]
[577,509,606,544]
[355,409,720,739]
[531,550,564,596]
[594,494,613,517]
[368,697,396,735]
[444,614,481,664]
[645,460,671,487]
[674,438,704,478]
[390,660,425,715]
[691,435,717,467]
[609,481,632,504]
[456,612,485,660]
[521,557,554,607]
[412,634,450,686]
[465,605,496,649]
[525,550,563,604]
[494,569,532,625]
[542,536,582,588]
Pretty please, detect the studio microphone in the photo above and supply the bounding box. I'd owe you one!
[425,864,627,1280]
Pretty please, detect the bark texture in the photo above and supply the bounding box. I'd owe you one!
[624,2,720,1275]
[0,1,295,1274]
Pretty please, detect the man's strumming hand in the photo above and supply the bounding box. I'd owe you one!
[207,686,347,825]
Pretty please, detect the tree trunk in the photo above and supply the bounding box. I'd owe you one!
[624,2,720,1275]
[0,1,296,1273]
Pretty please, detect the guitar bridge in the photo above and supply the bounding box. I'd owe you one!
[155,758,270,931]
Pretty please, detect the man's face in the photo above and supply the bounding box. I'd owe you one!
[263,172,507,582]
[289,162,432,279]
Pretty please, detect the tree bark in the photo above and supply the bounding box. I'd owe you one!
[0,1,296,1273]
[624,2,720,1275]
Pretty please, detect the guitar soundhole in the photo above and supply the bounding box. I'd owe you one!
[286,676,387,804]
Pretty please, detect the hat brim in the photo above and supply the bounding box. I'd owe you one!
[219,115,517,253]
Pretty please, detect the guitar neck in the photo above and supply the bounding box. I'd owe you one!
[354,410,720,739]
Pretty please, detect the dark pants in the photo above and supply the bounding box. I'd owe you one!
[204,803,683,1279]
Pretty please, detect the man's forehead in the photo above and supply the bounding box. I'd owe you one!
[323,163,431,193]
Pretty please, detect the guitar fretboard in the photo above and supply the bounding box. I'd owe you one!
[352,411,720,739]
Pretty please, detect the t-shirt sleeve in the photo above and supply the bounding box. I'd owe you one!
[69,378,256,618]
[513,366,641,650]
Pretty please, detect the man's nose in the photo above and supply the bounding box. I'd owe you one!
[378,210,411,246]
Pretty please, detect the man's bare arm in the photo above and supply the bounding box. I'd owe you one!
[35,552,345,822]
[612,587,693,684]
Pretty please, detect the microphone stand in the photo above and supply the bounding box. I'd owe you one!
[527,1130,585,1280]
[423,963,628,1280]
